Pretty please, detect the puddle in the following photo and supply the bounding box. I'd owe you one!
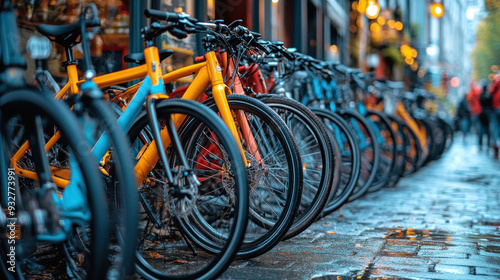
[385,228,451,242]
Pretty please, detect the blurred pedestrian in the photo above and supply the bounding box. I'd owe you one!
[478,80,492,150]
[489,72,500,158]
[467,81,482,137]
[456,93,471,142]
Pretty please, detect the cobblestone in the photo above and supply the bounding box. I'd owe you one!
[220,141,500,279]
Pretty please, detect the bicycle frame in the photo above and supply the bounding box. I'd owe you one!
[10,47,249,187]
[395,102,428,156]
[373,85,428,157]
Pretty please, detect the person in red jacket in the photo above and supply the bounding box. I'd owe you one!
[467,81,483,146]
[490,72,500,158]
[468,82,482,116]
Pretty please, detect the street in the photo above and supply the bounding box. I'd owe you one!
[220,138,500,280]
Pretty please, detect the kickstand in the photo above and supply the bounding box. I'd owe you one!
[176,222,198,257]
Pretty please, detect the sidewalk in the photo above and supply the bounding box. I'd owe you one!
[220,139,500,279]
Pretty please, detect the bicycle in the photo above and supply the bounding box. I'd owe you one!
[1,1,109,278]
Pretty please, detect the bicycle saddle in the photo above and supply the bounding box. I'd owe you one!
[123,49,174,65]
[37,20,101,48]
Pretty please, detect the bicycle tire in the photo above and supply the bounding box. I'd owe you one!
[0,88,109,280]
[83,98,139,278]
[435,116,453,155]
[366,110,397,192]
[426,117,446,161]
[416,119,435,167]
[385,115,406,188]
[202,94,302,258]
[256,95,339,240]
[311,109,360,216]
[401,122,422,175]
[440,117,454,153]
[339,110,380,201]
[128,98,248,280]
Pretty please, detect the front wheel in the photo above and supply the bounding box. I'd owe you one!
[366,110,397,192]
[311,109,360,216]
[339,110,380,201]
[129,99,248,280]
[0,89,109,280]
[203,94,303,258]
[256,95,339,240]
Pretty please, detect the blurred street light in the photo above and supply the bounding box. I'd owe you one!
[365,0,380,19]
[394,21,403,31]
[377,16,385,25]
[388,19,396,28]
[430,2,444,18]
[426,44,439,57]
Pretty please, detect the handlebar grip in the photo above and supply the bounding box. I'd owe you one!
[144,9,180,22]
[233,26,246,36]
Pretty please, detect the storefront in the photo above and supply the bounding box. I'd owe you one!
[16,0,199,85]
[16,0,349,86]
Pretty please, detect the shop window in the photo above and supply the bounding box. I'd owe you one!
[16,0,130,84]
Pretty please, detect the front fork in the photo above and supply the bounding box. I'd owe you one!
[145,95,200,201]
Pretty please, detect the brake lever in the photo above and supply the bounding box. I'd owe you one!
[227,19,243,29]
[169,27,188,39]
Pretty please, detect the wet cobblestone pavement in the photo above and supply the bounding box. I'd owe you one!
[219,139,500,280]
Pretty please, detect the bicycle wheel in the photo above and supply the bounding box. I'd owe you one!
[435,116,453,156]
[440,117,454,153]
[256,95,339,240]
[311,109,360,216]
[0,89,109,280]
[128,99,248,280]
[401,122,422,175]
[424,117,445,161]
[365,110,397,192]
[385,115,406,188]
[340,110,380,201]
[79,96,139,278]
[416,119,434,167]
[203,94,302,258]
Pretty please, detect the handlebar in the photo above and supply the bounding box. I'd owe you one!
[144,9,182,22]
[80,3,100,77]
